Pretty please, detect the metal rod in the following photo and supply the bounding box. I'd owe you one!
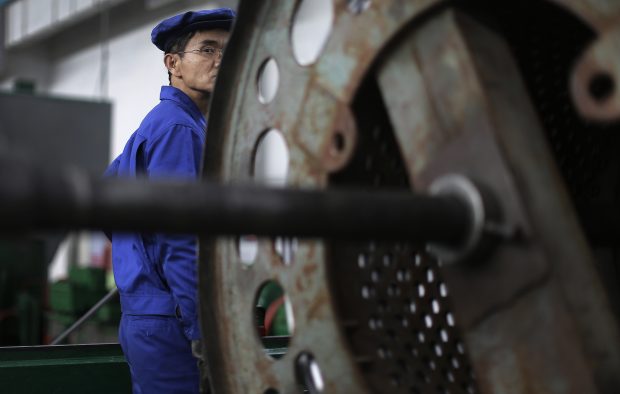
[0,157,471,243]
[50,287,119,346]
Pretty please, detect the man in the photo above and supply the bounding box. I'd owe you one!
[104,8,235,394]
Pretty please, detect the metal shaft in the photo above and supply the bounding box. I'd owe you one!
[50,287,119,345]
[0,157,471,243]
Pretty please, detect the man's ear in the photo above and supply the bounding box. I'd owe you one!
[164,53,182,78]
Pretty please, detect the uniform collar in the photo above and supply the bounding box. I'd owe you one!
[160,86,207,128]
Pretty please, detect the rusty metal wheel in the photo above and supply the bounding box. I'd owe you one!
[199,1,620,393]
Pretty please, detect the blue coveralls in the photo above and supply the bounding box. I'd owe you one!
[104,86,205,394]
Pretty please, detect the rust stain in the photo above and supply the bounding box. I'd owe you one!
[296,275,306,293]
[307,291,329,320]
[303,263,318,277]
[201,0,620,393]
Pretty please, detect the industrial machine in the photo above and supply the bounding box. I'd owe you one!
[3,0,620,393]
[0,85,112,348]
[198,1,620,392]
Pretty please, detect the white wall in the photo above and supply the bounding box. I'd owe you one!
[47,21,166,158]
[4,0,237,160]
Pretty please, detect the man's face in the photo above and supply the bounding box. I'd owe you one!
[176,29,230,94]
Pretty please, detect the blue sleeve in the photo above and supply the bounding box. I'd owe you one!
[147,125,204,340]
[147,125,203,180]
[103,156,121,178]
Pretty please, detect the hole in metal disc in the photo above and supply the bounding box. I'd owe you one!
[418,283,426,298]
[245,129,290,264]
[426,268,435,283]
[361,284,375,299]
[382,253,393,267]
[432,299,441,314]
[257,58,280,104]
[275,237,298,265]
[253,128,290,187]
[408,300,417,314]
[291,0,334,66]
[457,341,465,354]
[331,131,346,155]
[446,312,455,327]
[434,343,443,357]
[417,331,425,344]
[447,370,455,383]
[255,280,293,359]
[439,282,448,297]
[588,72,615,103]
[357,252,370,268]
[239,235,258,266]
[424,314,433,328]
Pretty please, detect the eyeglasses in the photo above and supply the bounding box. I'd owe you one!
[176,46,224,59]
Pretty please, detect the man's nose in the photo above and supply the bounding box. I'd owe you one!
[214,50,223,67]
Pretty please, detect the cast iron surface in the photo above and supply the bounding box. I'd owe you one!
[327,77,477,394]
[200,2,459,393]
[200,0,620,393]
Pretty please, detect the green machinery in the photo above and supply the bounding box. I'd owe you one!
[0,236,121,346]
[0,238,130,393]
[49,266,120,343]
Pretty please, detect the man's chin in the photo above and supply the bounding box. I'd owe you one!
[203,82,215,93]
[196,87,213,97]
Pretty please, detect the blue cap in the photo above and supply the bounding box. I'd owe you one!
[151,8,236,52]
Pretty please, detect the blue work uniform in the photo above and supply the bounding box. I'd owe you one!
[104,86,205,394]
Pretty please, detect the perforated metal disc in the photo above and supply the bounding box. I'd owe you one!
[199,1,620,393]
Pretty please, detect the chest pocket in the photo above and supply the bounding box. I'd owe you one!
[139,233,170,292]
